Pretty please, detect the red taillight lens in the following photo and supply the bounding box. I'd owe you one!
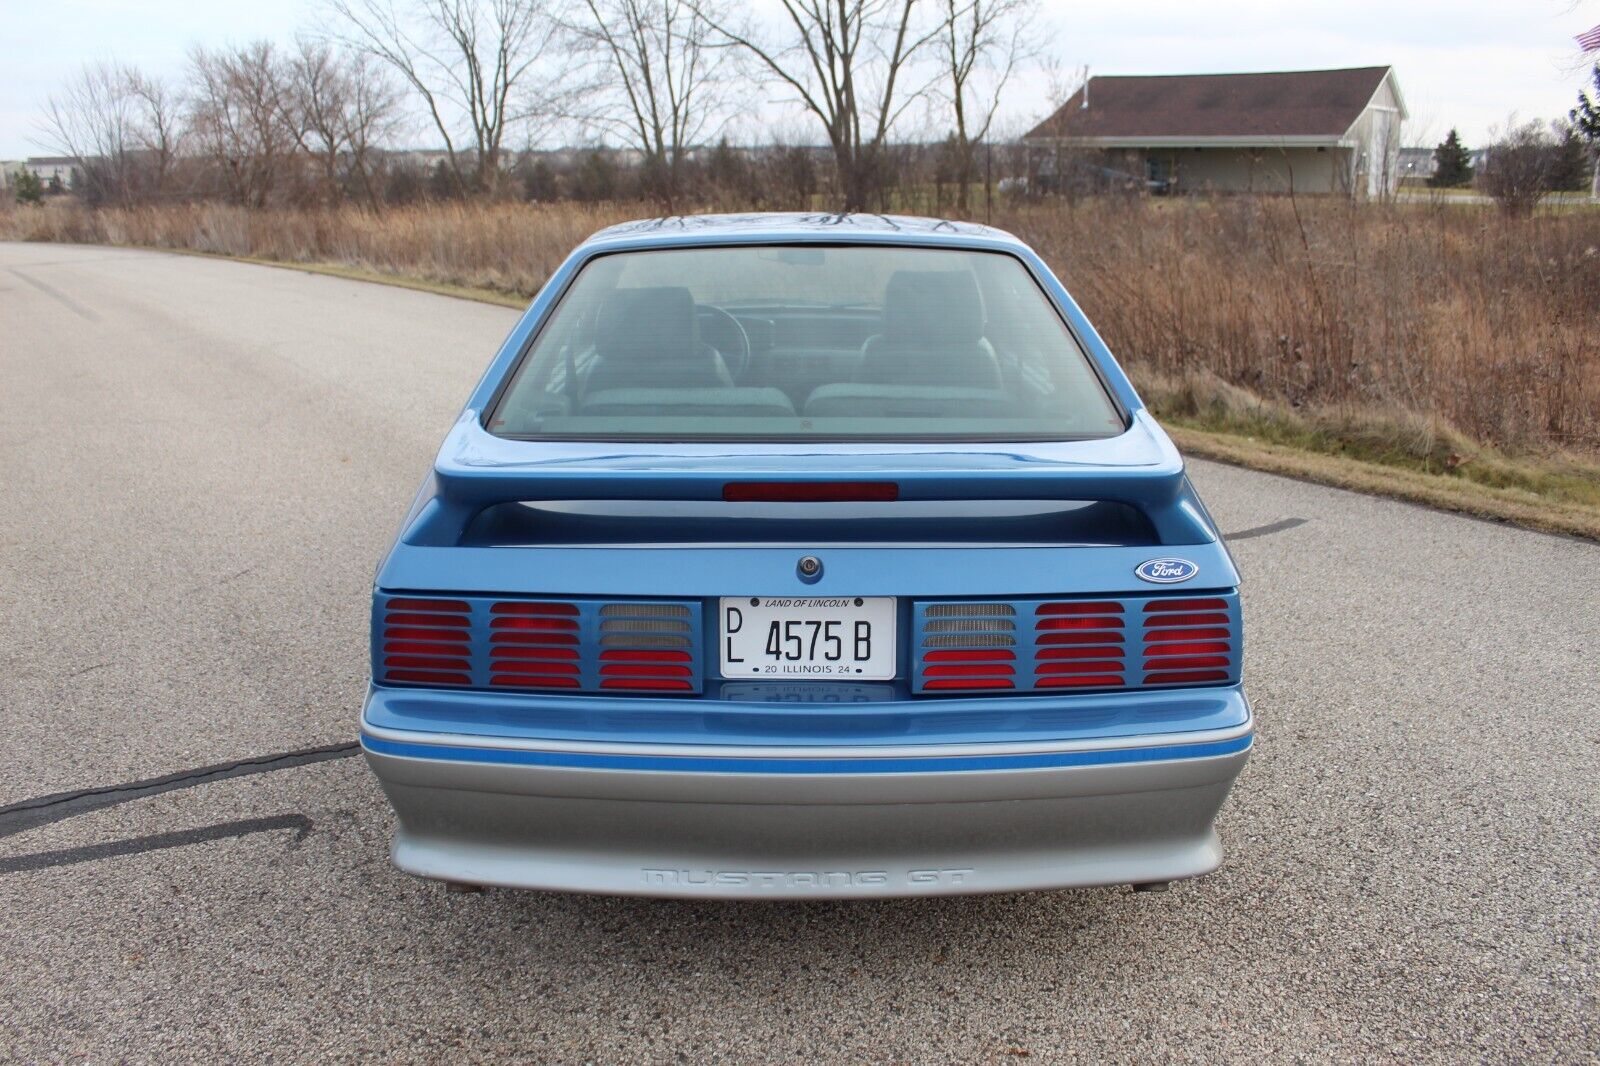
[925,649,1014,662]
[487,600,584,690]
[386,597,470,612]
[1031,602,1126,690]
[1037,673,1125,688]
[1036,659,1124,673]
[1037,601,1125,615]
[1143,599,1235,685]
[924,677,1013,690]
[1143,668,1230,684]
[722,481,899,502]
[1144,612,1230,628]
[600,649,690,663]
[1144,598,1228,612]
[380,598,472,686]
[600,675,695,691]
[1037,616,1124,631]
[925,662,1015,678]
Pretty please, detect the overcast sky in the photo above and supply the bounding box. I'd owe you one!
[3,0,1597,159]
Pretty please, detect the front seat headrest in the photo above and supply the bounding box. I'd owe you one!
[587,286,730,392]
[882,270,985,347]
[858,270,998,389]
[596,286,700,366]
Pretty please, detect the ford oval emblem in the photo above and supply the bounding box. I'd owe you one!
[1135,558,1199,584]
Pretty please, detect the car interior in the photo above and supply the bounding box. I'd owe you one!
[573,269,1016,421]
[489,250,1127,438]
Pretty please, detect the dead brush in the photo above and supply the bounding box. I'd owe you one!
[3,194,1596,460]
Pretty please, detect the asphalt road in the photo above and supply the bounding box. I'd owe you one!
[2,242,1597,1063]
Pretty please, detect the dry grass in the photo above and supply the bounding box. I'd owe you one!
[1009,197,1600,458]
[0,200,630,297]
[4,195,1598,468]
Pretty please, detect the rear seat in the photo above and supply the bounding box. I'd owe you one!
[803,384,1016,419]
[580,387,796,418]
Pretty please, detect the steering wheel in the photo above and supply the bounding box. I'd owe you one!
[696,305,751,381]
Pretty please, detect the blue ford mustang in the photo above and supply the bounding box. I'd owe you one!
[360,214,1251,898]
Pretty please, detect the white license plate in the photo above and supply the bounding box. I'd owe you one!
[719,597,897,680]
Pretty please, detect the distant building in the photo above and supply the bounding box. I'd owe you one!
[23,156,81,189]
[1398,144,1496,187]
[1398,146,1436,182]
[383,148,456,171]
[1024,67,1408,198]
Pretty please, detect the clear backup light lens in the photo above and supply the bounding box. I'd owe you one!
[917,603,1018,690]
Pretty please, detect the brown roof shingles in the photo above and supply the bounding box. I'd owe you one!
[1025,67,1392,142]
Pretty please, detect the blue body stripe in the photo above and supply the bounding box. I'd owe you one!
[359,732,1251,774]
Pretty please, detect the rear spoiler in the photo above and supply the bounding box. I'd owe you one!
[401,410,1220,547]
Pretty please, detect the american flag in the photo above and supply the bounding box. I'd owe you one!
[1579,23,1600,52]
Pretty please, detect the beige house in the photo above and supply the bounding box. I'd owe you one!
[22,156,81,189]
[1024,67,1407,198]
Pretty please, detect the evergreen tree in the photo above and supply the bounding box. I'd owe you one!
[1572,64,1600,144]
[1546,124,1592,192]
[517,157,557,202]
[1429,128,1473,187]
[427,160,459,201]
[573,151,618,202]
[12,169,44,205]
[1572,64,1600,196]
[706,138,747,196]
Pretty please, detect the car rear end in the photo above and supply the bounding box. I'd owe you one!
[359,222,1251,898]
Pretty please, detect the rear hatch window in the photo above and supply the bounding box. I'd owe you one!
[488,245,1126,441]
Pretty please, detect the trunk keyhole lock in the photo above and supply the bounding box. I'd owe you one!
[796,555,823,583]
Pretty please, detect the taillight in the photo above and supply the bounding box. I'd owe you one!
[722,481,899,502]
[915,603,1018,690]
[1143,598,1233,684]
[374,595,703,695]
[489,601,581,688]
[912,595,1238,695]
[597,603,695,691]
[379,598,472,686]
[1034,601,1126,688]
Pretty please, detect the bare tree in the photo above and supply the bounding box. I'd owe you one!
[1480,119,1555,218]
[36,63,140,205]
[287,40,347,203]
[124,70,184,199]
[326,0,571,196]
[935,0,1034,212]
[568,0,732,208]
[188,42,300,208]
[342,52,409,208]
[287,39,404,207]
[699,0,948,211]
[1027,56,1087,197]
[1039,56,1086,116]
[36,62,187,205]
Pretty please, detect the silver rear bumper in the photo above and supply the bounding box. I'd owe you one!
[360,721,1252,898]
